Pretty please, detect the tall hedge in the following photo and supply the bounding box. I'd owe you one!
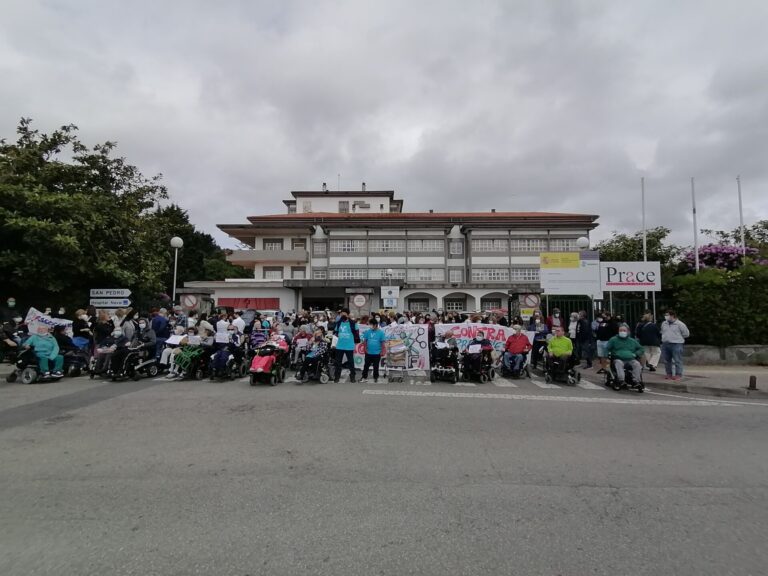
[671,264,768,346]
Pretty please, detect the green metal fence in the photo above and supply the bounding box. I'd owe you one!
[540,295,674,328]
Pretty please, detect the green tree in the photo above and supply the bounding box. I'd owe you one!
[702,220,768,261]
[0,119,168,310]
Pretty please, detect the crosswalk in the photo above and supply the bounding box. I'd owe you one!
[276,372,611,392]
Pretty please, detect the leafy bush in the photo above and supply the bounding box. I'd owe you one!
[671,265,768,346]
[681,243,767,272]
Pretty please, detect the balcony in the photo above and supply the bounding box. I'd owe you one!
[226,249,308,264]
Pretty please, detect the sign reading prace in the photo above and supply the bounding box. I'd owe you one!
[600,261,661,292]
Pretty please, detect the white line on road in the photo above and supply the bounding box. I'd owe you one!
[646,390,768,407]
[493,380,519,388]
[453,381,477,387]
[362,389,741,407]
[577,379,604,390]
[531,378,561,389]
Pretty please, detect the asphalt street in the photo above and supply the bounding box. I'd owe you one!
[1,369,766,576]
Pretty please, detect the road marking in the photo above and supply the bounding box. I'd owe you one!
[454,381,477,387]
[361,389,741,407]
[493,380,519,388]
[646,390,768,407]
[531,378,561,389]
[577,379,604,390]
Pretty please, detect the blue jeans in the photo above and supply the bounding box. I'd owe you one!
[503,352,524,372]
[661,342,684,376]
[155,338,168,360]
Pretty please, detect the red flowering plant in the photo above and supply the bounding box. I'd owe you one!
[682,244,767,272]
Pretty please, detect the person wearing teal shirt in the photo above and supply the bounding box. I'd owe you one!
[332,308,359,383]
[360,318,386,383]
[25,327,64,377]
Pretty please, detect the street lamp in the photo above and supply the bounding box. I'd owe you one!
[170,236,184,303]
[576,236,590,249]
[385,267,394,282]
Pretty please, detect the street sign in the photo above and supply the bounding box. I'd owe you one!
[90,298,131,308]
[181,294,198,309]
[381,286,399,298]
[90,288,131,298]
[383,298,398,308]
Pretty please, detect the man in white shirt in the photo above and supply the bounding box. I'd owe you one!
[215,312,231,333]
[232,310,246,334]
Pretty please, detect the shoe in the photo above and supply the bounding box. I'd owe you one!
[373,379,378,384]
[43,371,51,378]
[333,379,339,383]
[256,368,264,373]
[648,365,656,372]
[586,363,593,369]
[664,375,673,380]
[596,368,606,375]
[672,376,682,381]
[349,378,356,383]
[52,371,63,377]
[359,378,368,383]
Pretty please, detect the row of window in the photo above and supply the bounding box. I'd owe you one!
[313,238,577,254]
[262,238,578,254]
[407,298,503,312]
[309,267,539,282]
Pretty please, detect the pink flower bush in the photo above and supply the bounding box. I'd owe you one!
[682,244,767,271]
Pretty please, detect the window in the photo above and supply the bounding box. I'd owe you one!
[330,239,365,253]
[407,239,445,252]
[407,268,445,282]
[338,201,349,213]
[471,239,508,252]
[292,238,306,250]
[449,240,464,255]
[449,268,463,283]
[312,269,327,280]
[510,238,547,252]
[291,267,306,279]
[329,268,367,280]
[369,239,405,252]
[408,299,429,312]
[444,298,465,312]
[481,298,502,310]
[302,200,312,212]
[368,268,406,280]
[263,267,283,280]
[471,268,510,282]
[264,239,283,251]
[287,204,296,214]
[510,268,540,281]
[312,241,327,256]
[550,238,578,252]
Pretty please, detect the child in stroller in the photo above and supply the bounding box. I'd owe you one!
[543,327,580,385]
[296,330,331,383]
[430,336,460,383]
[461,330,495,382]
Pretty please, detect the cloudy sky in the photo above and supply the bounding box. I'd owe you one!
[2,0,767,247]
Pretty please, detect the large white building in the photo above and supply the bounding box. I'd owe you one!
[183,186,599,315]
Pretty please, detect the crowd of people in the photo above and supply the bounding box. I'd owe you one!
[1,295,690,382]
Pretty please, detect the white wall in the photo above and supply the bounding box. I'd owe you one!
[298,196,390,213]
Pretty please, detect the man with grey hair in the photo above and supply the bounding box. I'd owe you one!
[605,324,644,385]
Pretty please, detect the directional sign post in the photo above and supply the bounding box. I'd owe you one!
[90,298,131,308]
[90,288,132,298]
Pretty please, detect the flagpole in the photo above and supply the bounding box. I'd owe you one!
[691,177,699,273]
[737,175,746,262]
[641,177,648,310]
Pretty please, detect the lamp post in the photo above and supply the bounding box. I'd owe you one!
[170,236,184,303]
[575,236,599,317]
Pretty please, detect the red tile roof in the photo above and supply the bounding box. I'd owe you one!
[247,211,597,220]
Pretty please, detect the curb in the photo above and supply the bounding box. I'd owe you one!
[646,379,768,399]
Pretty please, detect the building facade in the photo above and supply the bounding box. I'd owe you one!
[184,187,599,315]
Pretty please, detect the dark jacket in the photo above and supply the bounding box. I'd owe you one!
[137,327,157,350]
[151,315,170,339]
[575,318,593,343]
[93,320,114,345]
[635,321,662,347]
[596,319,619,342]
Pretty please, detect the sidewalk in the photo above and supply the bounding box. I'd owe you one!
[581,364,768,399]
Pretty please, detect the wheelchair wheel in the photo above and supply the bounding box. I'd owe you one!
[567,375,576,386]
[249,374,257,386]
[269,373,277,386]
[544,372,552,383]
[319,373,330,384]
[611,379,622,391]
[480,373,488,383]
[488,368,496,380]
[147,364,160,378]
[21,367,38,385]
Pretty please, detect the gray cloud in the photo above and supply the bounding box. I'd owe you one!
[1,0,767,249]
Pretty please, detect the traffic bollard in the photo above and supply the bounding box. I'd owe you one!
[748,375,757,390]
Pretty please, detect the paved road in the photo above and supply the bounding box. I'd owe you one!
[1,370,766,576]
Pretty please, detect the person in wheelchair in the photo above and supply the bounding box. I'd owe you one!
[502,324,531,377]
[297,330,329,380]
[462,330,493,377]
[605,324,644,386]
[545,327,575,376]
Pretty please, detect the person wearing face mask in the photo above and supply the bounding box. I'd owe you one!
[503,324,532,376]
[595,312,619,374]
[1,297,18,323]
[527,312,549,370]
[136,318,157,354]
[463,330,493,377]
[635,313,662,372]
[93,310,115,347]
[546,308,564,332]
[661,309,689,380]
[575,310,594,369]
[332,307,359,383]
[360,318,386,384]
[606,324,645,385]
[568,312,579,341]
[72,308,94,345]
[93,327,129,376]
[297,330,329,380]
[25,326,65,378]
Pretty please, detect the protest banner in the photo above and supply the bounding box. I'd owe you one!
[355,324,430,373]
[435,323,535,357]
[24,307,73,336]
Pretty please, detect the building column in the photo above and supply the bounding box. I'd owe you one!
[296,288,303,312]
